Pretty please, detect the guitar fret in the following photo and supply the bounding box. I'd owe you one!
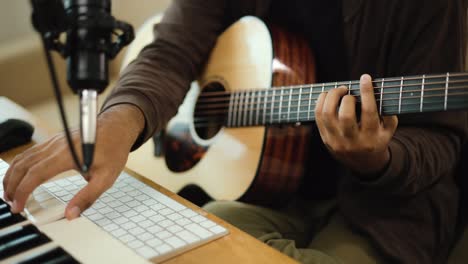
[232,92,238,127]
[287,89,292,121]
[263,90,268,125]
[445,72,449,111]
[379,78,384,115]
[348,81,352,94]
[245,91,250,126]
[256,90,260,125]
[322,83,325,93]
[270,89,275,124]
[308,85,312,120]
[278,89,283,123]
[228,92,234,127]
[420,74,425,112]
[297,86,302,122]
[398,77,403,114]
[238,91,244,126]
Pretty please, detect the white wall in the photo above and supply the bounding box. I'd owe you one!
[0,0,171,106]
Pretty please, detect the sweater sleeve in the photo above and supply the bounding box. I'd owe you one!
[350,0,468,196]
[101,0,228,149]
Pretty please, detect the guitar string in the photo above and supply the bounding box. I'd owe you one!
[192,101,468,128]
[197,72,468,98]
[195,94,468,119]
[195,79,468,105]
[191,91,468,127]
[195,86,468,111]
[193,84,468,112]
[192,97,468,128]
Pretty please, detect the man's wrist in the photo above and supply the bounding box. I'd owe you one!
[98,104,146,148]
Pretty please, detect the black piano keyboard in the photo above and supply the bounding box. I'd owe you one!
[0,198,79,263]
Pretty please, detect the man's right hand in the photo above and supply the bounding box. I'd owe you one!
[2,104,145,220]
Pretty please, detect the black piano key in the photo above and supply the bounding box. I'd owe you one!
[0,224,51,260]
[18,247,80,264]
[0,210,26,229]
[0,203,9,214]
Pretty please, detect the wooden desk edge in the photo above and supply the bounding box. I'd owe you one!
[125,167,298,264]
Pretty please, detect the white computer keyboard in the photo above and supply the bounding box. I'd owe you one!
[0,160,228,262]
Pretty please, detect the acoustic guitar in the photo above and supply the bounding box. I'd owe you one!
[123,16,468,206]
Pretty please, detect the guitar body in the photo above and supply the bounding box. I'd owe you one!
[125,16,316,206]
[124,15,468,206]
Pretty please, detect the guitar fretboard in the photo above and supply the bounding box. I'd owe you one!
[194,72,468,128]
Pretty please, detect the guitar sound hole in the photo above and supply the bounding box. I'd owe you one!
[194,82,227,140]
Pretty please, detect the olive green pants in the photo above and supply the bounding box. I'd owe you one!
[203,199,385,264]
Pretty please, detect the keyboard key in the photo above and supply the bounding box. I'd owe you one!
[123,210,138,218]
[158,219,174,228]
[130,215,145,223]
[95,218,112,227]
[134,205,148,213]
[135,194,149,202]
[180,209,198,218]
[126,200,140,208]
[128,190,142,197]
[175,218,191,227]
[119,234,136,244]
[210,225,227,235]
[185,223,212,239]
[108,200,123,208]
[128,226,145,236]
[111,191,126,199]
[158,208,174,216]
[103,223,119,232]
[104,211,121,220]
[200,220,217,229]
[142,199,158,206]
[100,196,115,203]
[147,225,163,234]
[165,236,186,249]
[111,228,127,238]
[115,205,131,213]
[191,215,207,223]
[113,216,129,225]
[150,204,164,211]
[120,196,134,203]
[149,214,164,223]
[136,246,158,259]
[155,244,172,254]
[141,210,157,218]
[139,232,154,242]
[128,240,144,249]
[167,225,183,234]
[156,231,171,240]
[121,222,137,231]
[87,213,104,221]
[83,208,97,216]
[138,219,154,229]
[177,230,201,243]
[167,213,183,221]
[97,206,113,215]
[147,237,162,247]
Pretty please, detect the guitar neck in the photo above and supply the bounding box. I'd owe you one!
[195,72,468,128]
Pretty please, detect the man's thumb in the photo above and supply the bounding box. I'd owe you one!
[65,178,108,220]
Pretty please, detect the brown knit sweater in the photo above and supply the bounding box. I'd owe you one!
[102,0,468,263]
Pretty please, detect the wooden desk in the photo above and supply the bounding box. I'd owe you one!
[0,97,297,264]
